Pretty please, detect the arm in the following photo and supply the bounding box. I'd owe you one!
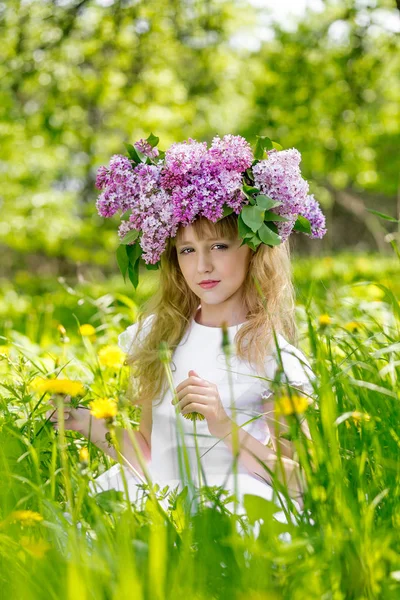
[85,411,151,476]
[219,422,306,509]
[261,394,312,460]
[48,401,152,477]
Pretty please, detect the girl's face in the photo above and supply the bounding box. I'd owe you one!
[176,225,252,306]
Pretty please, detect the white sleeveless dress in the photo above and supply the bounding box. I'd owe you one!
[91,311,316,522]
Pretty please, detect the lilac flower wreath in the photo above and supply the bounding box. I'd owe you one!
[95,133,327,288]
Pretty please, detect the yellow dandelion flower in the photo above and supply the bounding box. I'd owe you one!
[344,321,360,333]
[275,394,310,416]
[79,324,96,337]
[89,397,118,420]
[79,447,89,462]
[322,257,334,268]
[351,411,371,426]
[20,536,51,559]
[98,345,125,369]
[354,257,371,275]
[9,510,43,526]
[30,377,85,397]
[318,314,331,326]
[57,324,67,336]
[181,411,206,422]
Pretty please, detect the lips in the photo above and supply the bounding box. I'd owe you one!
[199,280,220,289]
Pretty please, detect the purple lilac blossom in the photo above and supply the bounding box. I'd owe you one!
[298,194,327,239]
[96,136,326,264]
[252,148,312,242]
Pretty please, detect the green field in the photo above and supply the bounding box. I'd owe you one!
[1,252,399,599]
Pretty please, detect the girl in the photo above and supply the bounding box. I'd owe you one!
[48,135,325,520]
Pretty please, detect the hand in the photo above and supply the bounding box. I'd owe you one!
[46,395,90,436]
[174,370,233,439]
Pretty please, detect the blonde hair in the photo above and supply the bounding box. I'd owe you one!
[125,213,297,407]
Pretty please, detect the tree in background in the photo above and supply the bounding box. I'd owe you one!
[244,0,400,253]
[1,0,399,275]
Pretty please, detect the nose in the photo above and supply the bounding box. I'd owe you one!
[196,250,213,274]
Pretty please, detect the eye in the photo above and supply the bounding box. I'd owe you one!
[179,244,228,255]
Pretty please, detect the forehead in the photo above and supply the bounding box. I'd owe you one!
[174,216,238,246]
[176,222,220,244]
[176,234,226,246]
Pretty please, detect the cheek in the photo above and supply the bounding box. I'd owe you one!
[177,256,192,280]
[221,253,247,280]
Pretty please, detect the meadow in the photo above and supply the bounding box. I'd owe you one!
[1,251,399,600]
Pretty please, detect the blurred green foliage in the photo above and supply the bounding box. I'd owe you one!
[1,0,399,272]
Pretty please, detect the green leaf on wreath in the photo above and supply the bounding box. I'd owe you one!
[255,194,282,211]
[242,183,260,197]
[126,241,142,260]
[116,245,129,281]
[120,228,140,245]
[293,215,312,234]
[241,205,265,232]
[222,204,234,218]
[124,142,147,164]
[263,210,290,222]
[257,222,282,246]
[245,168,255,182]
[128,262,139,289]
[144,260,160,270]
[254,136,273,160]
[272,141,283,151]
[146,133,159,148]
[238,213,254,239]
[245,234,263,251]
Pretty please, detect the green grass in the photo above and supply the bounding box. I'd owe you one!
[0,252,400,599]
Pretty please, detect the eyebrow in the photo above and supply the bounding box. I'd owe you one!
[177,237,227,246]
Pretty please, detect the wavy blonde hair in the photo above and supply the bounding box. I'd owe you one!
[125,213,297,407]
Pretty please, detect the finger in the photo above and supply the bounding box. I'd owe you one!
[175,384,211,402]
[46,410,71,422]
[177,394,209,411]
[176,376,208,393]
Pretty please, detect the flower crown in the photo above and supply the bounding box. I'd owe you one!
[95,133,326,288]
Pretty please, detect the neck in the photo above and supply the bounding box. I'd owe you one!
[195,301,248,328]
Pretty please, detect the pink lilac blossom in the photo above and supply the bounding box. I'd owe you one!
[96,156,178,263]
[209,134,254,173]
[95,155,136,217]
[134,138,160,160]
[298,194,327,239]
[161,135,253,227]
